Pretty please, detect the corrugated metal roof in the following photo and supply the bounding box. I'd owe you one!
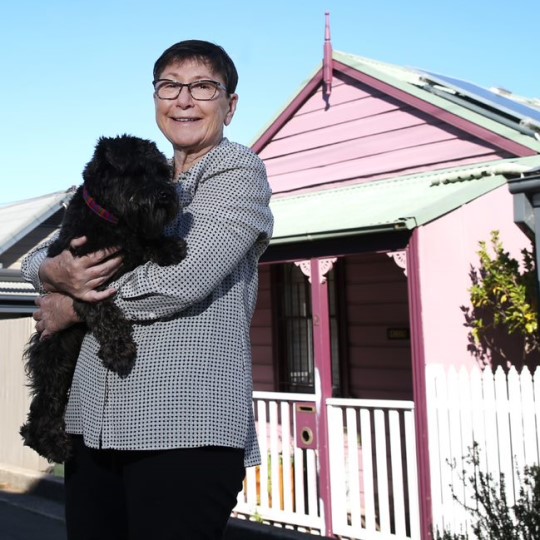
[270,155,540,244]
[0,190,72,256]
[0,281,36,296]
[0,269,37,305]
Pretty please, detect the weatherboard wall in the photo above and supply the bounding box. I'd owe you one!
[250,255,413,400]
[250,265,274,392]
[260,74,512,196]
[344,252,412,400]
[416,184,537,370]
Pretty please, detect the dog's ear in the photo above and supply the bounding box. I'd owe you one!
[97,135,153,175]
[83,135,169,184]
[102,135,135,175]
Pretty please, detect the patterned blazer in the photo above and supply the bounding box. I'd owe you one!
[22,138,274,467]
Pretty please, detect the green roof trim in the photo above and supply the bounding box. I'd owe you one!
[334,51,540,154]
[269,156,540,245]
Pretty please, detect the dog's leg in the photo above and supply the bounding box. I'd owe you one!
[144,237,186,266]
[20,326,85,463]
[75,300,136,377]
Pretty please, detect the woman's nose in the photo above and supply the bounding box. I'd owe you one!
[175,86,193,107]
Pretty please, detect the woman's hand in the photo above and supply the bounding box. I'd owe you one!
[39,236,122,302]
[33,293,80,339]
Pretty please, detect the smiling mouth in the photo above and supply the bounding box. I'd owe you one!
[173,118,198,122]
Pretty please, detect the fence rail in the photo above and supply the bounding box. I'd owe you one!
[234,392,322,533]
[327,398,420,540]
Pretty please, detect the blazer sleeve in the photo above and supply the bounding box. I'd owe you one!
[112,145,273,322]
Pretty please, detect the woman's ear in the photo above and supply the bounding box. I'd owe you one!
[224,94,238,126]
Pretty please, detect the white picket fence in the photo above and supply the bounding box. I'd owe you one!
[427,364,540,536]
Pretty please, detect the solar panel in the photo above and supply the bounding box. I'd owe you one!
[419,70,540,129]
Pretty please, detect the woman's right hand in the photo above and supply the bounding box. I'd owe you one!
[39,236,123,302]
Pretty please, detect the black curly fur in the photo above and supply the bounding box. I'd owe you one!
[20,135,186,463]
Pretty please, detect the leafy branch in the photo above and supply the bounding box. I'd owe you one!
[461,231,539,366]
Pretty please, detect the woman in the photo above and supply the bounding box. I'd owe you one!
[22,40,273,540]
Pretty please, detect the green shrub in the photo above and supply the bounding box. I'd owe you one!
[436,445,540,539]
[462,230,539,367]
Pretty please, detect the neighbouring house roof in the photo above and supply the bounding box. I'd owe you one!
[0,269,37,313]
[0,190,73,312]
[269,155,540,245]
[0,189,73,257]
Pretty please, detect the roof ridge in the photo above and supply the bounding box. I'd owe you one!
[333,50,423,86]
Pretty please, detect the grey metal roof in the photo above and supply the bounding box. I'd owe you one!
[0,269,37,313]
[0,189,73,256]
[0,280,36,296]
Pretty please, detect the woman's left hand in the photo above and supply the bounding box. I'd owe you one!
[33,293,80,339]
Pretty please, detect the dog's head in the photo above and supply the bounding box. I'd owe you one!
[82,135,179,238]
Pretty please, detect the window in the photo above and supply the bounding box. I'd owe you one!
[274,262,343,394]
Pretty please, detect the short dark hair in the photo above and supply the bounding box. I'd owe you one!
[153,40,238,94]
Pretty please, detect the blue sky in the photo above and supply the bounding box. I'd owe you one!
[1,0,538,205]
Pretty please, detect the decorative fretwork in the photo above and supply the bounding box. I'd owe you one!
[386,250,407,276]
[294,258,337,284]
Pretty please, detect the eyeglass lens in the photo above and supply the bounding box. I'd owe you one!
[155,81,220,100]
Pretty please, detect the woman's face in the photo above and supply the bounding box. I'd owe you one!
[154,58,237,161]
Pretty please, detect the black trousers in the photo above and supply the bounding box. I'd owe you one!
[64,436,245,540]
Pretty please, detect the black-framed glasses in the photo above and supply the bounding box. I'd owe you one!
[152,79,227,101]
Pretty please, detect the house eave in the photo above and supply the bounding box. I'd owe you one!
[269,220,415,246]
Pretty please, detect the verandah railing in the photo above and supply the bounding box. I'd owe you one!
[327,399,420,540]
[234,392,322,532]
[233,392,420,539]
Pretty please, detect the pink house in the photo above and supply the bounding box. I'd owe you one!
[233,16,540,540]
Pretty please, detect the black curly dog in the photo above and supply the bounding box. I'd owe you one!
[20,135,186,463]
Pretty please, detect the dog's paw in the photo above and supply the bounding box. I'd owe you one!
[20,420,72,463]
[152,238,186,266]
[20,422,35,448]
[99,340,136,377]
